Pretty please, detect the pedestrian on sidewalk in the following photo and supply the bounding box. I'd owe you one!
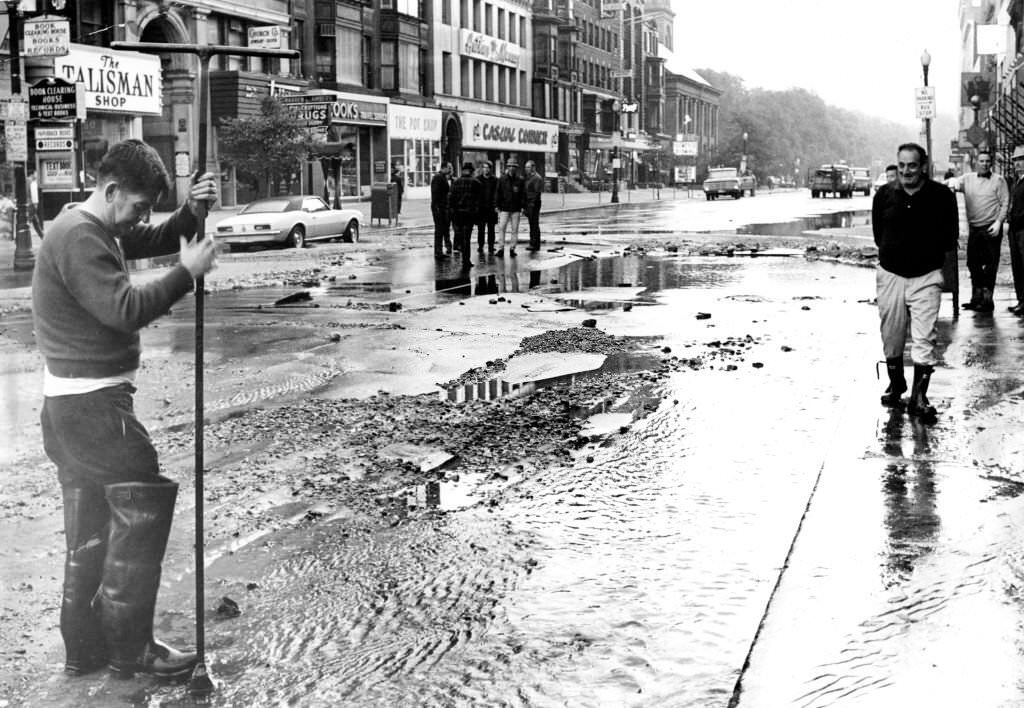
[495,157,525,257]
[0,190,13,241]
[524,160,543,251]
[952,150,1008,312]
[1007,145,1024,315]
[28,167,45,239]
[872,142,958,421]
[431,162,453,258]
[31,139,220,680]
[391,164,404,216]
[475,161,498,254]
[448,162,481,271]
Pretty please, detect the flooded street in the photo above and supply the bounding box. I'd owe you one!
[4,193,1024,706]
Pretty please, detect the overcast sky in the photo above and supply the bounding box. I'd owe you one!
[672,0,963,125]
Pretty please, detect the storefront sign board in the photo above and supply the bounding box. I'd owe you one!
[54,44,162,115]
[462,112,560,151]
[460,30,522,68]
[23,17,70,57]
[389,104,441,141]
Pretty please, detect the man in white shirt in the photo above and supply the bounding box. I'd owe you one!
[955,151,1009,312]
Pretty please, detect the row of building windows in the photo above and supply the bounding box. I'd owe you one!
[577,18,618,54]
[440,53,529,105]
[442,0,529,47]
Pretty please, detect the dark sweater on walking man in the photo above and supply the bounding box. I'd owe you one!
[448,163,483,270]
[431,163,453,256]
[524,160,544,251]
[32,139,219,680]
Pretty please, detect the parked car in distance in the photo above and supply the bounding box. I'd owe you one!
[810,164,855,199]
[850,167,872,196]
[702,167,757,200]
[213,195,362,250]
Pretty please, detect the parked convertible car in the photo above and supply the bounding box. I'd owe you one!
[213,195,362,250]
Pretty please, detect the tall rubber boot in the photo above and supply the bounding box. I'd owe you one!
[61,485,109,675]
[880,357,907,407]
[95,478,197,679]
[907,364,937,422]
[962,285,982,310]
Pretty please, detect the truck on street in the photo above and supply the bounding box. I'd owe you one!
[702,167,757,200]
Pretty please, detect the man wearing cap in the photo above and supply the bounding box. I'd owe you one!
[495,158,525,257]
[1007,146,1024,315]
[448,162,482,271]
[953,150,1008,312]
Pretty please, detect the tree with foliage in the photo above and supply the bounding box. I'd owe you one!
[698,69,916,185]
[218,96,315,198]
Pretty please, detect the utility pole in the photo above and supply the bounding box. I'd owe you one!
[4,0,36,271]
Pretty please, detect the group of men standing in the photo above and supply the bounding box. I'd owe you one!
[872,142,1024,424]
[430,158,544,269]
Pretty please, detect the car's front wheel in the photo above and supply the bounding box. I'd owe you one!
[343,219,359,243]
[288,225,305,249]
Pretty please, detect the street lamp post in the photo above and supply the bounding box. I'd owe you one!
[611,99,620,203]
[4,0,36,271]
[921,49,932,178]
[741,131,748,174]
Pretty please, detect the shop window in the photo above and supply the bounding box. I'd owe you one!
[443,52,453,94]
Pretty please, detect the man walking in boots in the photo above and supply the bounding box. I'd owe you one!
[32,139,219,679]
[872,142,958,420]
[448,162,482,270]
[1006,146,1024,315]
[954,150,1008,312]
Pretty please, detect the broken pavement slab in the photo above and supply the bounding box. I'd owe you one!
[378,442,457,472]
[500,351,607,384]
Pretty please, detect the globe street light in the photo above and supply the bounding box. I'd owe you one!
[742,131,748,173]
[921,49,932,178]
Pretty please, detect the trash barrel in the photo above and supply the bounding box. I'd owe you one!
[370,183,397,226]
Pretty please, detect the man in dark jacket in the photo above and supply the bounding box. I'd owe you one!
[475,162,498,253]
[524,160,544,251]
[1007,146,1024,315]
[448,162,482,270]
[495,158,525,257]
[391,164,405,216]
[871,142,958,421]
[430,162,453,258]
[32,139,219,679]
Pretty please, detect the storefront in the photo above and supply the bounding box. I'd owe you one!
[37,44,162,217]
[281,91,389,203]
[460,112,561,177]
[388,104,442,201]
[587,133,660,187]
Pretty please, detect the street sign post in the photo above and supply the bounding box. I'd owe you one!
[915,86,936,120]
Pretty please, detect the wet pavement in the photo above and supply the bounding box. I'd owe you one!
[3,191,1024,707]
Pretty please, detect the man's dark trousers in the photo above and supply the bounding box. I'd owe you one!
[432,207,450,256]
[526,203,541,249]
[966,224,1003,290]
[1010,229,1024,305]
[477,219,495,252]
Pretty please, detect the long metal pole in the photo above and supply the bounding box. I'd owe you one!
[923,63,933,178]
[111,41,298,698]
[6,0,35,271]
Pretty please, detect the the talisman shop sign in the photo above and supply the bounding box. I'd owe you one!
[462,112,559,151]
[53,44,161,115]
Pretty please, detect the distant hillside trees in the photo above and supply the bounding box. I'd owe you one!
[698,69,915,184]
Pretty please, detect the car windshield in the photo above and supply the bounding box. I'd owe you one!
[853,170,869,177]
[240,199,293,214]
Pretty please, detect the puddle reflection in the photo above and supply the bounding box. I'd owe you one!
[736,210,871,237]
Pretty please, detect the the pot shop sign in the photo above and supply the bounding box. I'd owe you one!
[463,112,559,151]
[54,44,161,115]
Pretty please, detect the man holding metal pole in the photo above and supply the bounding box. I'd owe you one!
[33,139,219,678]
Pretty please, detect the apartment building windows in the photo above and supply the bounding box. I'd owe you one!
[460,57,471,97]
[460,0,470,29]
[486,64,495,101]
[509,13,516,43]
[509,71,517,106]
[519,70,527,104]
[473,0,481,31]
[443,52,453,94]
[442,0,451,25]
[485,3,492,34]
[381,40,397,90]
[499,66,508,103]
[474,61,483,98]
[498,9,505,39]
[399,42,419,91]
[338,27,362,85]
[519,17,526,47]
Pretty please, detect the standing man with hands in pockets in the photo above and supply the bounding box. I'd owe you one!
[954,150,1008,312]
[32,139,220,680]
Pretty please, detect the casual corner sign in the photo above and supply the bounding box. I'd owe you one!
[462,112,560,151]
[53,43,162,115]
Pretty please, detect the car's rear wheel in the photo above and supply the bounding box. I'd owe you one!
[343,219,359,243]
[288,225,305,249]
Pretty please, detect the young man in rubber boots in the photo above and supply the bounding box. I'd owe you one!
[32,139,219,678]
[871,142,958,420]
